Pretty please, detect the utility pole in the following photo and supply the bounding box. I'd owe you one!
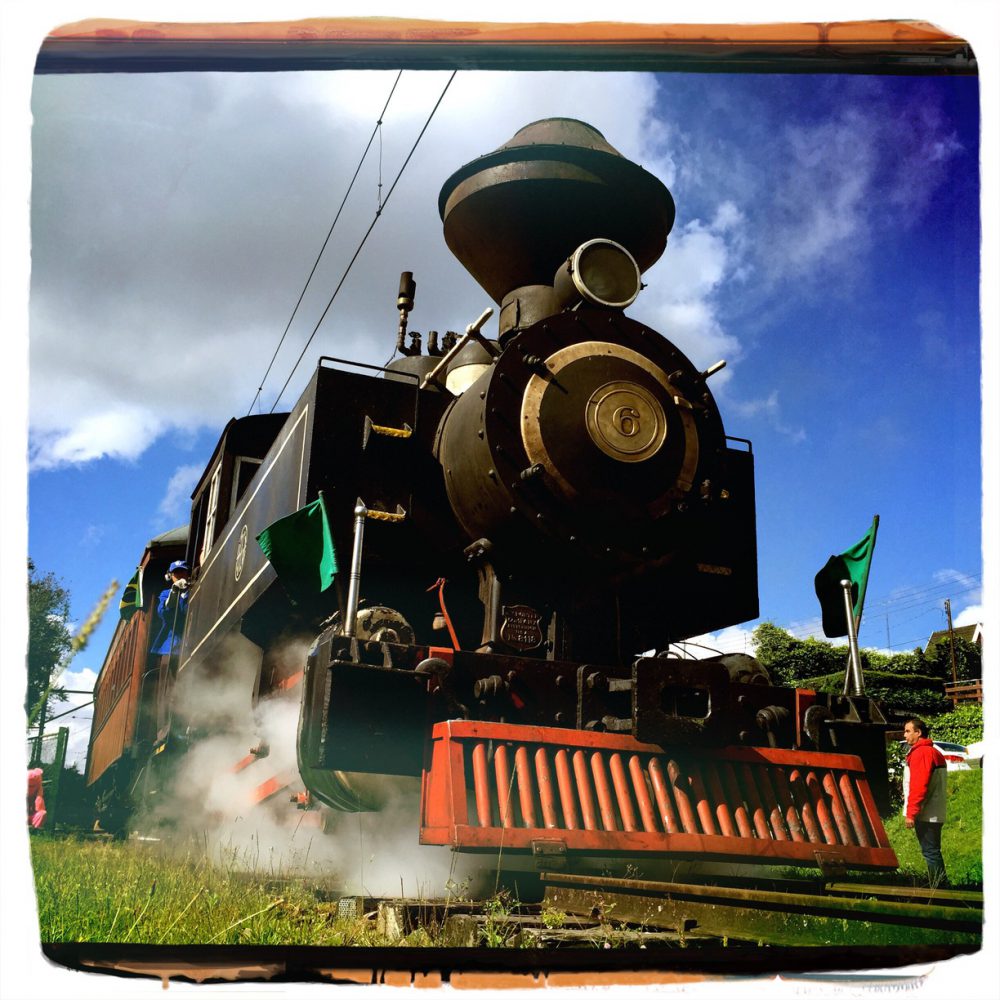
[32,700,48,767]
[944,599,958,685]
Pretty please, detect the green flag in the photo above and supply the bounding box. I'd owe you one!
[257,495,338,601]
[119,568,143,621]
[814,515,879,638]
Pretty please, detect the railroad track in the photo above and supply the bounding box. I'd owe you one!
[320,870,982,950]
[538,871,983,949]
[45,870,983,986]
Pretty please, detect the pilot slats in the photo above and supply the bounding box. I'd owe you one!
[420,721,897,870]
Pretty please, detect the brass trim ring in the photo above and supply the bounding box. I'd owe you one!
[519,340,698,501]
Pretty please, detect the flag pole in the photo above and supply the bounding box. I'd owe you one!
[841,578,865,696]
[344,498,368,639]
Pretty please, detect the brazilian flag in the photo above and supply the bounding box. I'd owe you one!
[256,494,338,603]
[119,568,143,621]
[814,516,879,638]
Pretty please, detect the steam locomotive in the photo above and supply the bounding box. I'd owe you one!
[87,119,895,874]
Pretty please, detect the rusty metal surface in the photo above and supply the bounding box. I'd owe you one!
[37,20,976,77]
[87,534,188,787]
[420,720,897,869]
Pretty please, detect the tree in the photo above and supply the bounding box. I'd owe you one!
[864,647,927,676]
[751,622,844,686]
[27,559,72,720]
[927,704,983,746]
[923,635,981,682]
[750,622,951,714]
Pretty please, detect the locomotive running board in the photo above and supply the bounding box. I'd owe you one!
[419,721,898,870]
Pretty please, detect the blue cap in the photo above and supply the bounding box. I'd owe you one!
[168,560,190,573]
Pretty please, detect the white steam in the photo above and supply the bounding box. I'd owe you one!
[140,634,479,897]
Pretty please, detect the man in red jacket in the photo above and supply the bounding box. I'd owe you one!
[902,717,949,885]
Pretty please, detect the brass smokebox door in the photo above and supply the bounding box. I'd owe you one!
[519,338,698,506]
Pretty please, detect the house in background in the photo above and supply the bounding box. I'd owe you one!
[926,622,984,707]
[926,622,983,650]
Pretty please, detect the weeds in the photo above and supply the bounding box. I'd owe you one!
[540,902,567,929]
[478,890,514,947]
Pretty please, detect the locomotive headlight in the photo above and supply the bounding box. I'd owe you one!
[553,238,642,310]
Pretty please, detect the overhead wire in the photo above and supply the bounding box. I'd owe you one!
[861,575,982,614]
[270,70,458,413]
[247,70,404,416]
[685,571,981,657]
[784,578,981,641]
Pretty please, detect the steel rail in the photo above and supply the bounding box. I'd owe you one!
[539,870,983,926]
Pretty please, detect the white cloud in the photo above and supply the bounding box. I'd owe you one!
[953,604,983,629]
[673,624,757,659]
[79,524,105,548]
[728,389,807,443]
[933,568,982,598]
[46,666,99,770]
[634,207,747,377]
[768,110,875,278]
[29,406,162,469]
[158,464,203,525]
[758,91,963,288]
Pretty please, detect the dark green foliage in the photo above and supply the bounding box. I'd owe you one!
[865,684,949,716]
[752,622,844,686]
[798,669,948,714]
[48,764,96,831]
[752,623,950,712]
[802,669,944,692]
[884,739,908,814]
[926,704,984,746]
[27,559,73,718]
[922,635,981,682]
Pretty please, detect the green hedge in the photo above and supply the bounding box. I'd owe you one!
[795,670,949,714]
[926,704,984,745]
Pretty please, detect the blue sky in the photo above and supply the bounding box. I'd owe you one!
[21,66,982,770]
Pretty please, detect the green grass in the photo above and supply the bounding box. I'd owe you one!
[882,768,982,886]
[768,768,983,888]
[29,837,402,946]
[31,771,981,945]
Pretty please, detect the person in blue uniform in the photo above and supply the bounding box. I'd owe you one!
[151,559,190,658]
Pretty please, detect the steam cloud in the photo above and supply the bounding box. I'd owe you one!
[140,634,479,897]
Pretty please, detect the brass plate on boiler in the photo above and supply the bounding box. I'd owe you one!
[519,340,699,502]
[585,380,666,463]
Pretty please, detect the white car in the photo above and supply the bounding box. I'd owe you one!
[899,740,982,771]
[964,740,985,768]
[934,740,983,770]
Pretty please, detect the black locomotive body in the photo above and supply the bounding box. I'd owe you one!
[98,119,894,868]
[180,118,760,670]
